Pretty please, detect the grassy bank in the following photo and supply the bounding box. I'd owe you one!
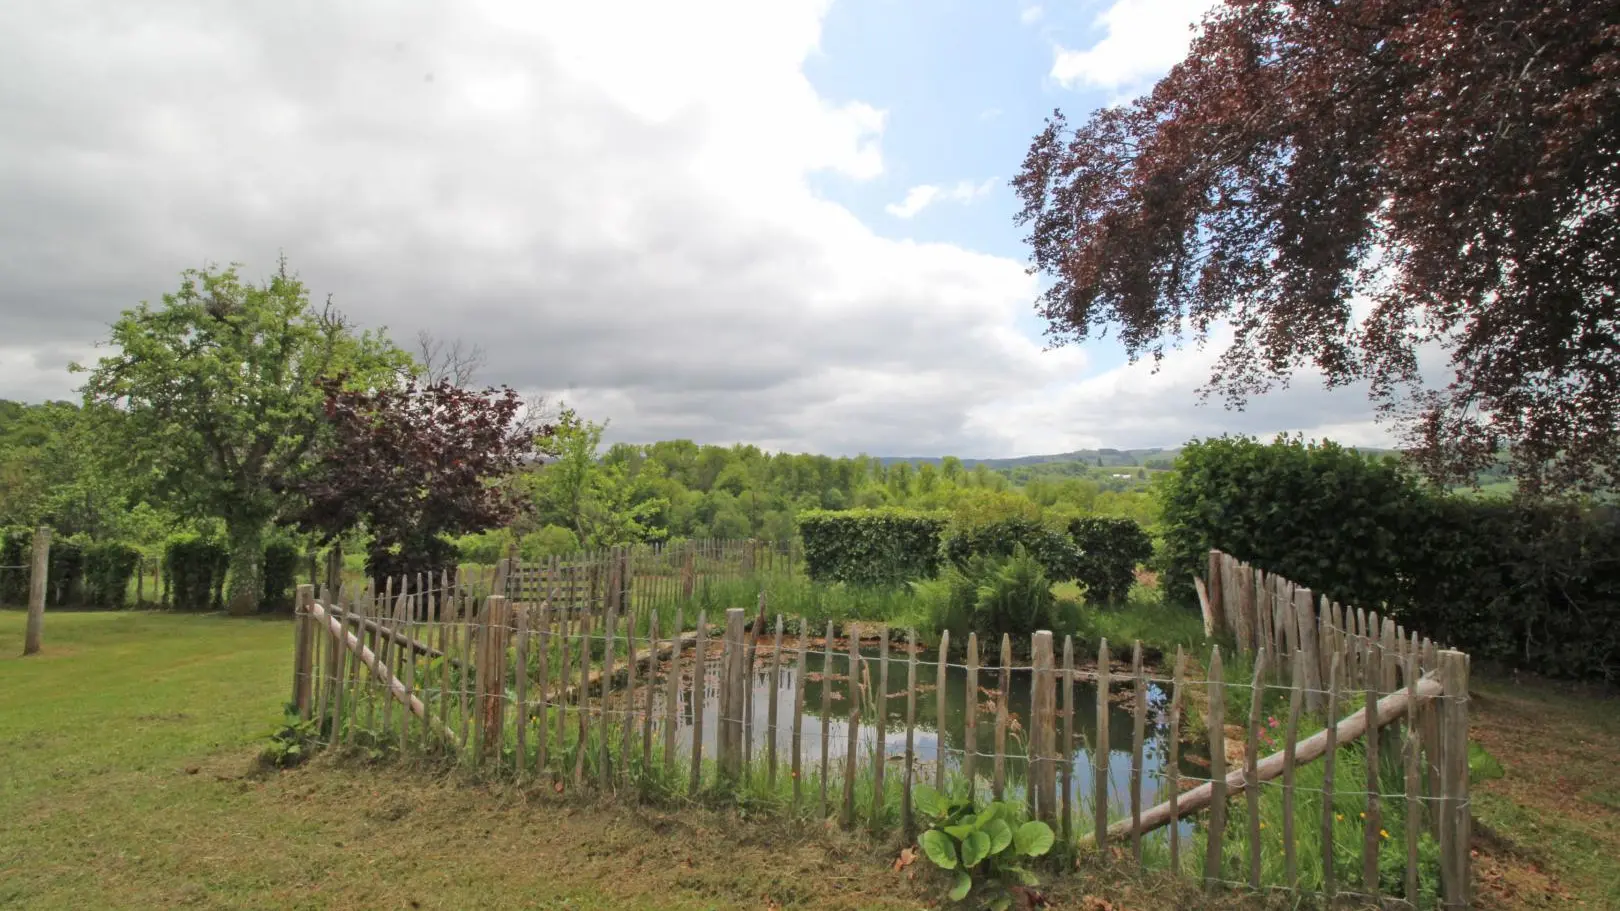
[2,610,1613,909]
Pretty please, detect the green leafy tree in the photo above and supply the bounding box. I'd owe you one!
[526,409,666,547]
[77,261,408,614]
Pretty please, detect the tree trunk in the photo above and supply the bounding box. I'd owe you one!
[226,518,264,616]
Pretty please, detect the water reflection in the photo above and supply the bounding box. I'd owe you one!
[620,642,1208,821]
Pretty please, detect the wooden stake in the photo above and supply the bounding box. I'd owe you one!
[573,609,590,789]
[841,626,860,828]
[1032,631,1057,824]
[293,584,315,717]
[994,633,1010,802]
[1364,639,1383,899]
[1439,650,1470,910]
[1062,635,1075,843]
[1246,648,1267,890]
[820,620,833,817]
[515,600,530,774]
[872,628,888,830]
[622,602,637,785]
[1095,637,1112,851]
[792,621,806,808]
[1204,645,1226,890]
[664,606,683,773]
[965,633,980,796]
[1131,640,1147,864]
[1323,652,1342,901]
[537,601,551,776]
[1168,647,1185,875]
[768,614,783,788]
[1283,649,1303,889]
[1405,646,1422,906]
[718,608,746,787]
[903,628,918,839]
[689,610,708,795]
[936,630,950,793]
[643,610,659,774]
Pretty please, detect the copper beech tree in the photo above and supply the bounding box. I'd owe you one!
[1013,0,1620,494]
[294,375,546,590]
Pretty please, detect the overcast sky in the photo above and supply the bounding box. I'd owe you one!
[0,0,1397,458]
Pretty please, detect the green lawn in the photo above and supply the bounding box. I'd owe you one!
[3,609,1613,910]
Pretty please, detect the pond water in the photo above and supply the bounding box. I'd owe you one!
[630,642,1209,822]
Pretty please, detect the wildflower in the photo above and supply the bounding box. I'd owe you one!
[1259,822,1267,830]
[1335,813,1344,822]
[1359,812,1366,819]
[1380,829,1390,840]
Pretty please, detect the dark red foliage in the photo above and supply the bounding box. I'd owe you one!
[1014,0,1620,494]
[295,376,545,587]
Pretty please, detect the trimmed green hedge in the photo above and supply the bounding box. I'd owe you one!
[262,540,303,612]
[798,508,945,586]
[1160,435,1620,682]
[0,531,139,608]
[82,542,140,608]
[164,535,229,611]
[1068,517,1154,606]
[941,516,1082,583]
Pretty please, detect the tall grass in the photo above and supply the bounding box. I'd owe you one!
[1185,735,1441,907]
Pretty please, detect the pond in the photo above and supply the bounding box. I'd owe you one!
[627,640,1210,824]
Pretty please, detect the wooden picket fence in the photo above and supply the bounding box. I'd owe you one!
[290,546,1472,909]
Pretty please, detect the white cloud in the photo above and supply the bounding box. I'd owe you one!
[0,1,1072,456]
[0,0,1396,458]
[884,178,997,219]
[1051,0,1220,93]
[967,326,1402,454]
[1020,5,1045,25]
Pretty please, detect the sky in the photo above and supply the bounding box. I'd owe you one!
[0,0,1398,458]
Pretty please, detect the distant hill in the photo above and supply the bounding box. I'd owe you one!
[877,448,1178,469]
[879,445,1405,471]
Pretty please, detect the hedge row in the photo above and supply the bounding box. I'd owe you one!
[0,529,141,608]
[1160,435,1620,682]
[798,508,946,586]
[798,509,1156,606]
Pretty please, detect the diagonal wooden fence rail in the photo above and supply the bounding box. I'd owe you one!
[291,546,1473,909]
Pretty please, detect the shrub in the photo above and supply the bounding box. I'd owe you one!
[798,508,945,586]
[909,548,1068,643]
[164,534,229,611]
[942,516,1082,582]
[0,527,30,604]
[520,524,581,560]
[1160,435,1620,681]
[455,528,514,565]
[261,539,303,612]
[82,541,140,608]
[1067,516,1154,605]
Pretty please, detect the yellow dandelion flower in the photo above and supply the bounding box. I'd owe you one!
[1359,812,1366,819]
[1259,822,1267,830]
[1380,829,1390,840]
[1335,814,1344,822]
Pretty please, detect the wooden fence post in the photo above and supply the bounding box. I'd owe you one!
[872,628,888,830]
[1204,645,1226,890]
[1031,630,1057,824]
[840,626,861,828]
[23,526,49,656]
[1094,637,1111,850]
[1206,550,1225,636]
[1439,650,1471,910]
[718,608,746,787]
[1061,635,1075,843]
[903,628,918,839]
[480,596,510,758]
[293,584,315,718]
[1131,640,1147,865]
